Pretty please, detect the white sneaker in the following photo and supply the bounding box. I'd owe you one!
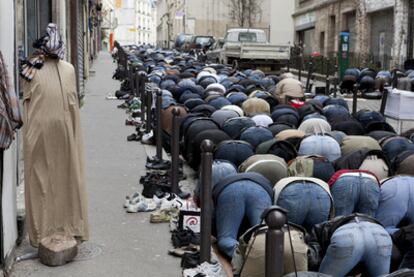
[126,198,157,213]
[124,192,143,208]
[160,194,184,211]
[183,262,225,277]
[153,193,170,208]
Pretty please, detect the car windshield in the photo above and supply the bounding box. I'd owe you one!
[226,31,267,43]
[195,37,212,45]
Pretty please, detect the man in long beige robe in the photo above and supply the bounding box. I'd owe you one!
[21,23,89,247]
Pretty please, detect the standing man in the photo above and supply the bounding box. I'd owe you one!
[20,23,89,247]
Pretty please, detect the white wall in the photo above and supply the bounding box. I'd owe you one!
[270,0,295,45]
[0,0,19,261]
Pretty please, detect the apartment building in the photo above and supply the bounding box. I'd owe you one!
[293,0,414,69]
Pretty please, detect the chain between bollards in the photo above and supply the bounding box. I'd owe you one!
[264,206,288,277]
[200,139,215,264]
[170,108,181,194]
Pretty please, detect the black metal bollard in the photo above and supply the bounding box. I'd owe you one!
[298,55,303,82]
[333,65,338,98]
[325,59,330,95]
[155,88,163,161]
[305,61,313,93]
[170,108,181,194]
[140,74,147,125]
[264,206,288,277]
[380,88,390,115]
[200,140,215,264]
[145,84,152,133]
[352,84,358,116]
[134,72,140,98]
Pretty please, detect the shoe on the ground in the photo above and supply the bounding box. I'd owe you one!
[150,208,178,223]
[181,252,200,269]
[172,229,200,248]
[141,131,154,145]
[159,193,184,211]
[124,192,143,208]
[127,133,142,142]
[126,198,157,213]
[168,245,199,257]
[183,262,225,277]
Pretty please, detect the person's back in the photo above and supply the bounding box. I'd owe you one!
[273,77,304,104]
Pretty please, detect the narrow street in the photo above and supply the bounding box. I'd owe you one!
[10,53,181,277]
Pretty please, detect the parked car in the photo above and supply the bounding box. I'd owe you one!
[189,36,215,50]
[220,28,291,72]
[206,38,225,63]
[175,34,194,51]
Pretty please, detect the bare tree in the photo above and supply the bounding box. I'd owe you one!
[228,0,263,27]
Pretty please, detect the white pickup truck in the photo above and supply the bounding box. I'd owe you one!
[219,28,291,72]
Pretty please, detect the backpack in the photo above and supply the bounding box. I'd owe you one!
[288,156,335,182]
[232,224,309,277]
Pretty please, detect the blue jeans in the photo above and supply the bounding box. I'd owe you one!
[331,174,380,217]
[276,182,331,231]
[376,176,414,234]
[215,180,272,258]
[298,135,341,162]
[319,221,392,277]
[214,141,254,167]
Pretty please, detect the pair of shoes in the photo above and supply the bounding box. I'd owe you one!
[124,192,144,208]
[168,245,199,257]
[172,229,200,248]
[154,193,184,211]
[181,252,200,269]
[183,262,225,277]
[127,133,142,142]
[126,198,157,213]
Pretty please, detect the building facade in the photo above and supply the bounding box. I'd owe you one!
[156,0,292,48]
[113,0,157,46]
[293,0,414,69]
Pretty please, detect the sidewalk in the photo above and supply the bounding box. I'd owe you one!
[11,52,181,277]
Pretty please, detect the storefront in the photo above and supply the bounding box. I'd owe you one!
[369,8,394,68]
[294,12,316,55]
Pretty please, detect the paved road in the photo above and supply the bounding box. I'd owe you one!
[11,53,181,277]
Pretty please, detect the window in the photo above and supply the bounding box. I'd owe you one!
[25,0,52,55]
[225,31,267,43]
